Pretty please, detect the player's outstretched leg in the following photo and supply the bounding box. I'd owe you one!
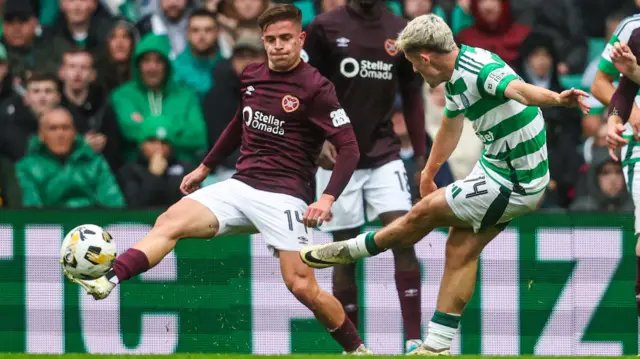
[279,251,371,355]
[379,211,422,353]
[331,228,362,329]
[70,198,219,299]
[300,188,466,268]
[408,226,501,356]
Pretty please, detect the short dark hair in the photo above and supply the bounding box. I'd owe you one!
[63,47,95,66]
[26,72,61,92]
[188,8,218,25]
[257,4,302,31]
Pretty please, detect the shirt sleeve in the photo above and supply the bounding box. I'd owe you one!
[201,109,243,169]
[598,19,636,77]
[443,93,463,118]
[308,79,360,199]
[476,63,518,100]
[609,27,640,122]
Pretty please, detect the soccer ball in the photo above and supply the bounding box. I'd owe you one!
[60,224,117,280]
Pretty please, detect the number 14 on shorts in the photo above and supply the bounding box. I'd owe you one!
[284,210,308,234]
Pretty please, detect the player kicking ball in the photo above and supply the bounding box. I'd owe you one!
[64,5,372,355]
[301,14,589,356]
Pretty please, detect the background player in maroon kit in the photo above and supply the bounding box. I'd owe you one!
[64,5,372,354]
[302,0,427,351]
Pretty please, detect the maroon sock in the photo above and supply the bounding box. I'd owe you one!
[636,256,640,317]
[395,269,422,340]
[108,248,150,283]
[333,287,359,328]
[329,317,363,352]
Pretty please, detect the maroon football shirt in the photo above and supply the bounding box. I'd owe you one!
[303,5,426,169]
[610,27,640,121]
[202,61,360,204]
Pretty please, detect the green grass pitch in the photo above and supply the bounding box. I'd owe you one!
[2,355,639,359]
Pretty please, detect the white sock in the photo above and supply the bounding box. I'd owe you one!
[424,321,458,350]
[347,232,371,260]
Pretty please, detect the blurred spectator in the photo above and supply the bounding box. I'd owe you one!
[456,0,530,68]
[104,0,160,22]
[110,33,207,163]
[517,32,582,148]
[51,0,115,63]
[15,107,125,208]
[570,150,633,212]
[202,33,265,173]
[0,72,61,161]
[582,11,625,92]
[233,0,268,21]
[58,48,123,170]
[136,0,194,58]
[96,19,138,94]
[403,0,431,20]
[0,155,22,208]
[432,0,473,36]
[529,0,587,75]
[2,0,56,83]
[516,31,583,208]
[174,9,222,99]
[423,83,481,180]
[0,44,18,104]
[117,116,195,208]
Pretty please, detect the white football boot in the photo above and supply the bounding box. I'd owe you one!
[300,242,356,268]
[63,269,115,300]
[407,343,451,356]
[343,344,374,355]
[406,339,424,353]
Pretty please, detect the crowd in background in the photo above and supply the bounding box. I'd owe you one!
[0,0,636,213]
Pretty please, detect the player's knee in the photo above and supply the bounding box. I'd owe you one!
[444,239,477,270]
[286,276,320,309]
[405,196,435,227]
[152,209,185,241]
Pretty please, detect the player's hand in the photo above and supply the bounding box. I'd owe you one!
[612,42,638,77]
[606,115,628,161]
[419,172,437,198]
[304,194,334,227]
[556,88,591,114]
[317,141,337,170]
[180,164,211,195]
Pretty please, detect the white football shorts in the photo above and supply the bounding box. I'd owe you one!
[445,163,543,233]
[315,159,412,232]
[186,179,312,254]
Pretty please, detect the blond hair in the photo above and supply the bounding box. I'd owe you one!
[395,14,457,54]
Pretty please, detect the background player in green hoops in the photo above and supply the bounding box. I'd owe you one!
[300,14,590,356]
[593,14,640,321]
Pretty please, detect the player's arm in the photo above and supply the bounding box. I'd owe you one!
[591,70,617,105]
[477,63,589,112]
[308,81,360,216]
[422,113,464,182]
[398,56,427,170]
[201,108,243,171]
[181,109,243,194]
